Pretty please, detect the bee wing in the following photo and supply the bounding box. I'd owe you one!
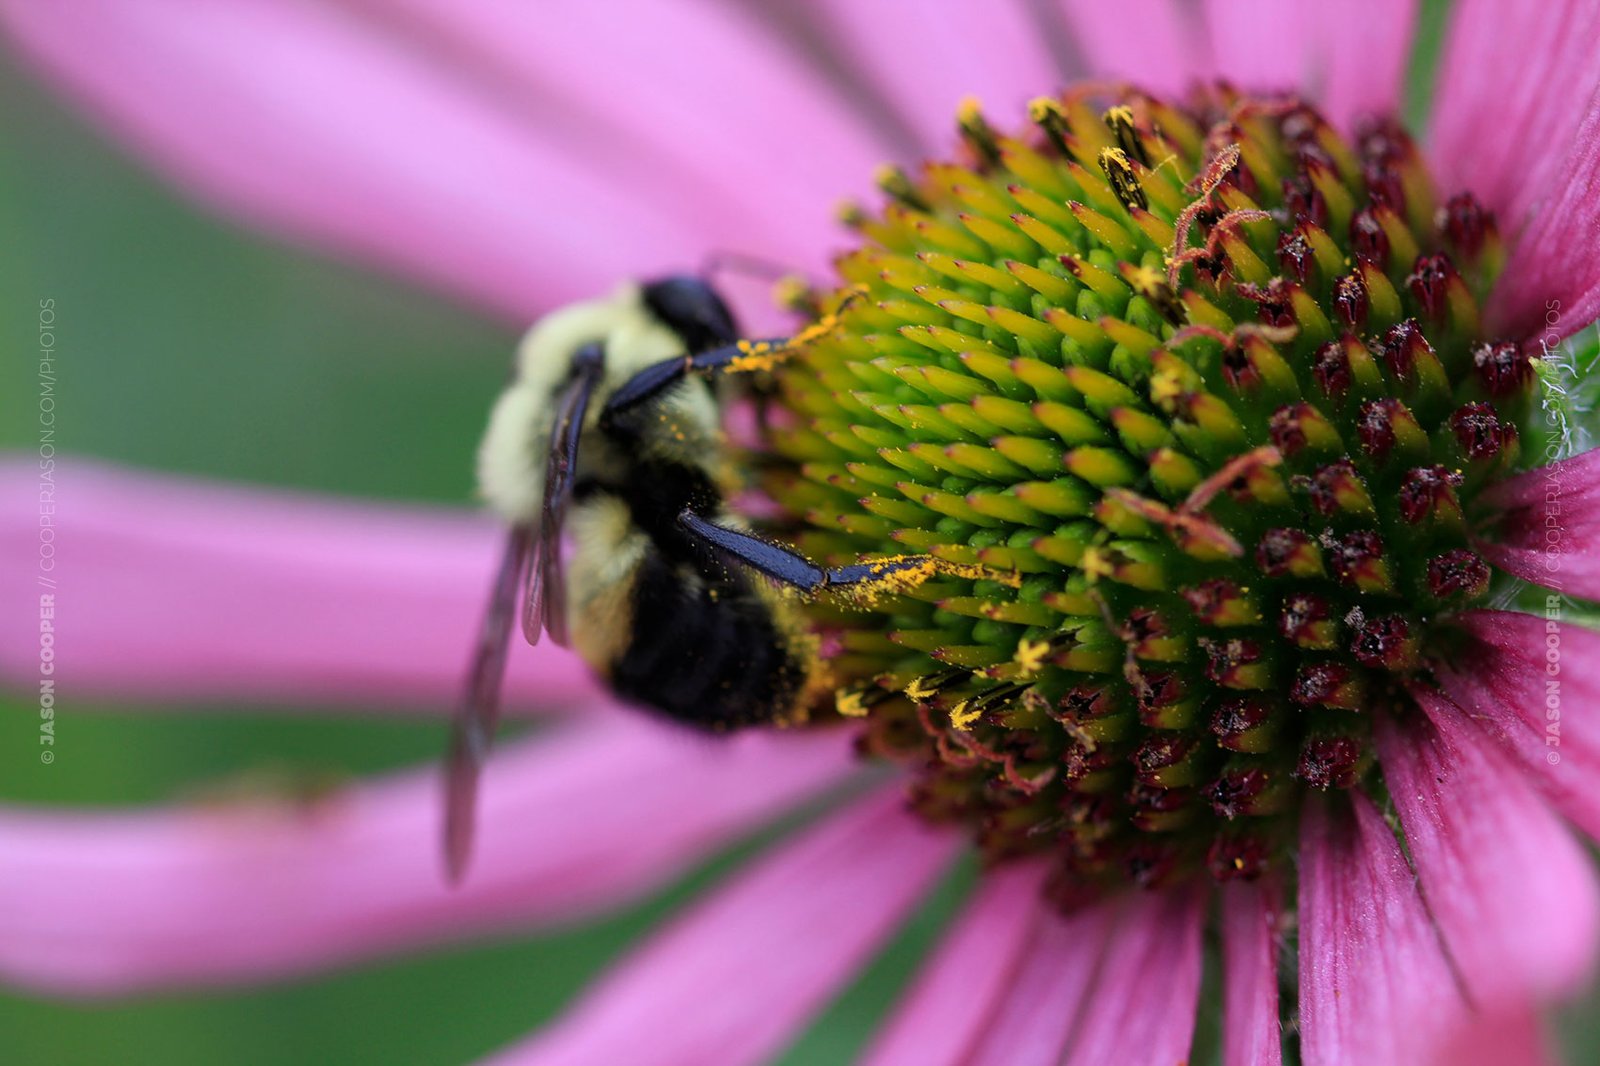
[442,524,533,883]
[522,344,605,648]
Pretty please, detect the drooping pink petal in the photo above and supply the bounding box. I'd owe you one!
[0,456,601,712]
[1432,609,1600,840]
[1298,792,1471,1066]
[965,898,1118,1066]
[861,860,1049,1066]
[0,717,858,995]
[1429,0,1600,339]
[0,0,881,322]
[789,0,1066,151]
[1476,449,1600,600]
[480,784,957,1066]
[1202,0,1416,131]
[1222,880,1283,1066]
[1376,702,1600,1004]
[1062,885,1205,1066]
[1056,0,1207,98]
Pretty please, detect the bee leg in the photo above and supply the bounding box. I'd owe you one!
[677,511,1007,598]
[601,338,790,424]
[603,290,865,424]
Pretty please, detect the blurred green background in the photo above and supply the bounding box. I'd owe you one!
[5,4,1600,1061]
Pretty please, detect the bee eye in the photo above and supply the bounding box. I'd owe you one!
[641,276,737,351]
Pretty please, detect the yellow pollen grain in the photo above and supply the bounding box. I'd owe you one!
[1125,262,1166,296]
[950,698,983,731]
[835,688,870,718]
[1150,367,1186,411]
[1102,104,1135,129]
[957,95,983,125]
[1014,638,1050,674]
[1028,96,1064,124]
[1082,547,1114,580]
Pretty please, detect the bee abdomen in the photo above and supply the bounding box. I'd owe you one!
[609,551,804,730]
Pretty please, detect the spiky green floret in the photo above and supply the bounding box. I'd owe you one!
[761,85,1531,900]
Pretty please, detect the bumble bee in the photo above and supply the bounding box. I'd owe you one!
[442,276,988,879]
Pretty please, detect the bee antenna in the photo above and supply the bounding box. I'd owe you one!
[701,250,808,288]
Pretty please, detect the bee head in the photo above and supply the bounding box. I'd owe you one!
[641,275,738,353]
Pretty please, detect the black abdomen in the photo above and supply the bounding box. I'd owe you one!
[608,549,807,730]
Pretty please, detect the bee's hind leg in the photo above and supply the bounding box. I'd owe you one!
[676,510,1013,601]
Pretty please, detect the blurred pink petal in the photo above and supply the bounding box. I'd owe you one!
[1203,0,1415,130]
[0,717,857,995]
[1299,793,1471,1066]
[1429,0,1600,338]
[481,785,957,1066]
[1475,448,1600,600]
[1063,886,1204,1066]
[1428,1003,1559,1066]
[1376,702,1600,1001]
[1434,609,1600,840]
[966,899,1116,1066]
[0,0,865,322]
[792,0,1065,149]
[349,0,892,278]
[861,860,1049,1066]
[1056,0,1204,97]
[1222,880,1283,1066]
[1060,0,1414,128]
[0,456,602,712]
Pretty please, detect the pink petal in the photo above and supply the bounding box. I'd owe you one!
[0,457,602,712]
[1487,92,1600,341]
[1428,0,1600,339]
[794,0,1066,151]
[861,860,1050,1066]
[966,898,1118,1066]
[1063,886,1205,1066]
[481,784,957,1066]
[1059,0,1415,128]
[1222,880,1283,1066]
[0,0,881,322]
[1202,0,1416,131]
[1298,792,1470,1066]
[347,0,892,278]
[1376,701,1600,1002]
[1479,447,1600,515]
[1057,0,1207,97]
[0,717,857,995]
[1427,1004,1559,1066]
[1478,448,1600,586]
[1432,608,1600,839]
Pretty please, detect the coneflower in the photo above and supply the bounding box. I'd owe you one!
[2,2,1598,1064]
